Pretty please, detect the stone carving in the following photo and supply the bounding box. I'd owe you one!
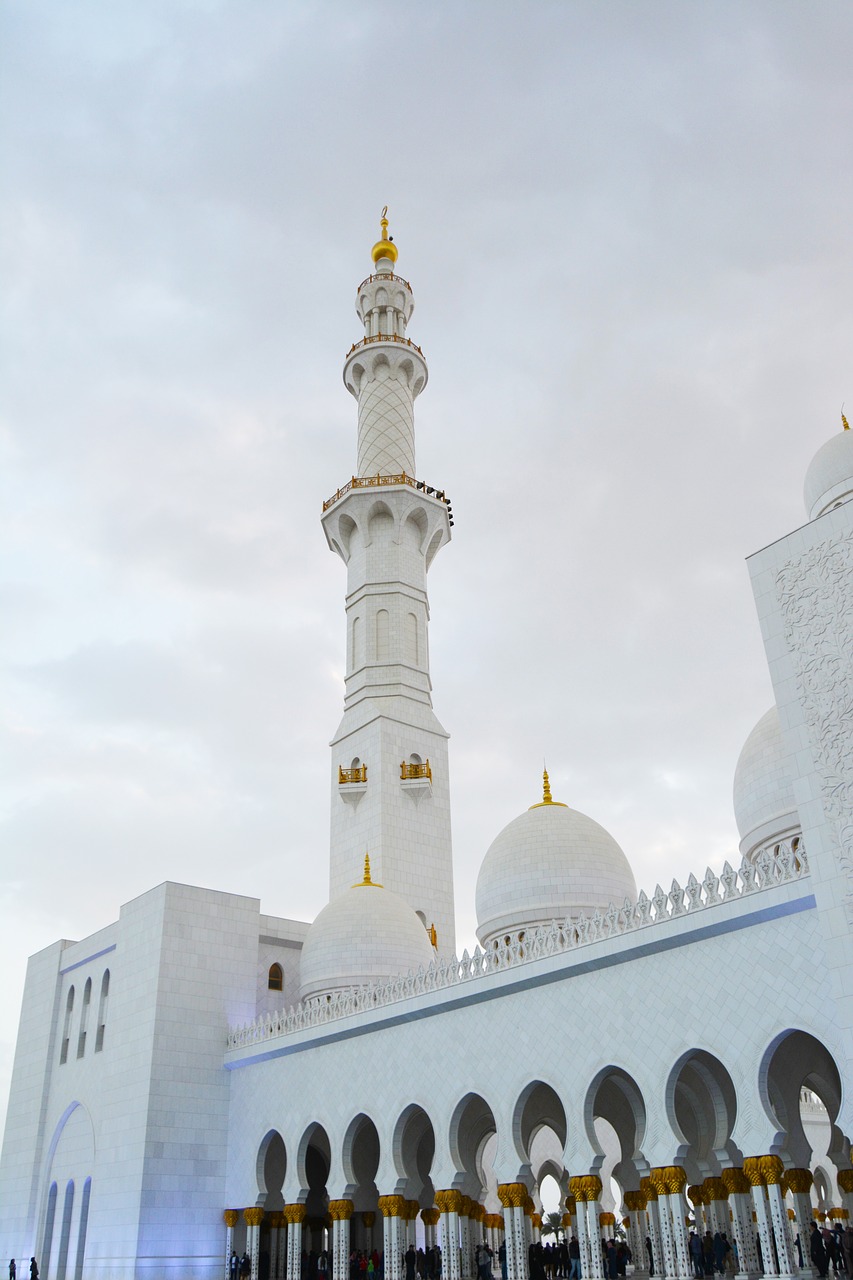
[775,529,853,916]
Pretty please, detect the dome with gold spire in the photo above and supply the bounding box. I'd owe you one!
[299,855,434,1003]
[474,771,636,949]
[804,413,853,520]
[371,205,398,265]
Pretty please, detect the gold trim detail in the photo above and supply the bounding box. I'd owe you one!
[224,1210,239,1228]
[244,1207,265,1228]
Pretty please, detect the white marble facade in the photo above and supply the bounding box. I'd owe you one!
[2,221,853,1280]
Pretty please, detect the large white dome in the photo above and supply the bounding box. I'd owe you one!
[299,858,435,1003]
[475,775,636,948]
[732,707,799,858]
[804,425,853,520]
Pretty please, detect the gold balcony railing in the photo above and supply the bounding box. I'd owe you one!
[400,760,432,781]
[345,334,424,358]
[339,765,367,784]
[322,473,450,513]
[357,273,412,293]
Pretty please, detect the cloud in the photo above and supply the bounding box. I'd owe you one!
[3,0,853,1133]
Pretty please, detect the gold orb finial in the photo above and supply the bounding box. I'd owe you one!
[371,205,398,265]
[354,852,383,887]
[529,766,568,809]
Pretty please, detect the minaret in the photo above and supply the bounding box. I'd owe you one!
[320,211,456,954]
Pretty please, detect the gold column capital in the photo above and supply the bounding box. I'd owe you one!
[662,1166,687,1195]
[561,1213,572,1228]
[244,1207,265,1228]
[624,1191,647,1212]
[421,1207,440,1227]
[564,1193,577,1213]
[224,1210,240,1228]
[378,1194,407,1218]
[758,1155,785,1186]
[837,1170,853,1195]
[435,1189,464,1214]
[742,1158,766,1188]
[599,1212,616,1228]
[531,1213,542,1229]
[687,1185,704,1207]
[328,1199,354,1221]
[284,1204,307,1225]
[703,1178,729,1202]
[721,1168,750,1196]
[639,1176,658,1203]
[649,1169,668,1197]
[497,1183,528,1209]
[361,1211,375,1228]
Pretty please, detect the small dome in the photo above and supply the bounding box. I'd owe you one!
[733,707,799,858]
[371,207,398,265]
[804,421,853,520]
[475,774,636,948]
[299,857,434,1002]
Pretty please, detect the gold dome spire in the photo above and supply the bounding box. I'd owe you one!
[354,852,383,887]
[843,407,850,431]
[371,205,398,265]
[529,767,568,810]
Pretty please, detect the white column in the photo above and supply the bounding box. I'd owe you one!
[286,1208,306,1280]
[641,1188,664,1280]
[270,1218,280,1280]
[437,1195,463,1280]
[225,1212,238,1280]
[743,1162,776,1280]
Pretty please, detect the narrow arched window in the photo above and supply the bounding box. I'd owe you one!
[95,969,110,1052]
[74,1177,92,1280]
[77,977,92,1058]
[60,987,74,1064]
[268,963,283,992]
[375,609,389,661]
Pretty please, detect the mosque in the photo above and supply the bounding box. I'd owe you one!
[2,214,853,1280]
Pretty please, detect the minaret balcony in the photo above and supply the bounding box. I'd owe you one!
[400,758,432,804]
[322,472,451,514]
[338,763,368,806]
[357,272,412,293]
[339,765,368,784]
[345,333,424,358]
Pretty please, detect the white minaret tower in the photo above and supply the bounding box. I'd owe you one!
[320,210,456,954]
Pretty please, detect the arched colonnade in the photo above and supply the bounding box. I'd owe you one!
[223,1033,851,1280]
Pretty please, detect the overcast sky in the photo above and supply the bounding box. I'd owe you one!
[2,0,853,1134]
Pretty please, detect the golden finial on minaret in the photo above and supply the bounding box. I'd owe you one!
[371,205,398,265]
[843,406,850,432]
[529,766,568,809]
[354,852,382,887]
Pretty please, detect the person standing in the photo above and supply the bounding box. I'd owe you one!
[9,1261,16,1280]
[29,1262,37,1280]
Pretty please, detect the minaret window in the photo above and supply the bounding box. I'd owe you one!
[267,963,283,992]
[339,758,367,784]
[375,609,389,661]
[77,977,91,1059]
[59,986,74,1064]
[406,612,419,666]
[401,755,432,781]
[95,969,109,1052]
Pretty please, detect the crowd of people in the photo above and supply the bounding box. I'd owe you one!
[225,1218,853,1280]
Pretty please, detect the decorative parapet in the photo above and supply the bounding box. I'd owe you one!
[226,838,808,1050]
[322,472,451,513]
